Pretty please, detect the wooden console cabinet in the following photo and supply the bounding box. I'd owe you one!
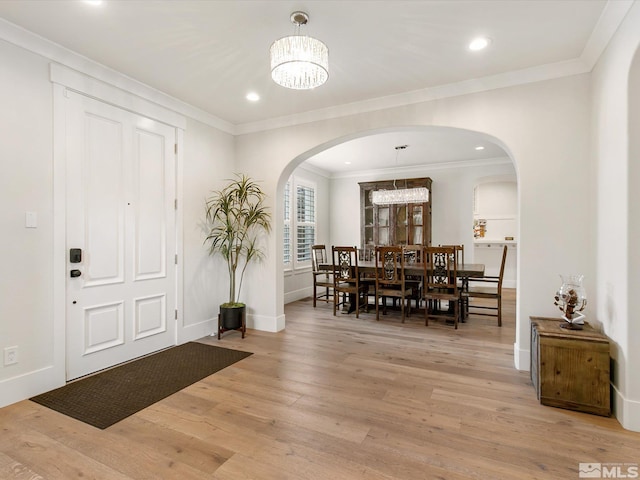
[530,317,610,416]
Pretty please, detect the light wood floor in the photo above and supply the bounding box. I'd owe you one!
[2,289,639,479]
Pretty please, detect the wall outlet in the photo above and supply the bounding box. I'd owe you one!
[4,346,18,366]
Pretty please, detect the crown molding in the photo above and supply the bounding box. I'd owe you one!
[235,58,590,136]
[0,17,235,135]
[295,162,332,179]
[1,0,632,137]
[329,156,512,180]
[581,0,635,71]
[236,0,633,136]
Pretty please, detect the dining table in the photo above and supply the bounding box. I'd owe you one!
[320,260,485,279]
[319,259,485,318]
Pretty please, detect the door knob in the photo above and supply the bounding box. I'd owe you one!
[70,269,82,278]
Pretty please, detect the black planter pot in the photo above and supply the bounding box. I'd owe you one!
[218,304,246,339]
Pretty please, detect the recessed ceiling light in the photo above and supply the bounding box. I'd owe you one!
[246,92,260,102]
[469,36,491,51]
[344,161,351,165]
[475,146,485,151]
[84,0,104,5]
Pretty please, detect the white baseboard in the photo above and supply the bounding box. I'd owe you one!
[284,287,312,304]
[0,365,65,408]
[612,384,640,432]
[178,318,216,343]
[248,313,285,332]
[514,341,530,371]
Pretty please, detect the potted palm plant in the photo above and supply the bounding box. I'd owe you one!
[204,174,272,338]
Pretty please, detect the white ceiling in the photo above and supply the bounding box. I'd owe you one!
[305,129,509,175]
[0,0,624,174]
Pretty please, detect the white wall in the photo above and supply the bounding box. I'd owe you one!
[326,163,519,290]
[181,118,235,338]
[591,1,640,431]
[327,160,515,255]
[629,32,640,409]
[475,181,517,217]
[0,36,234,406]
[0,38,56,398]
[236,74,592,380]
[327,165,519,289]
[473,179,518,287]
[2,3,639,432]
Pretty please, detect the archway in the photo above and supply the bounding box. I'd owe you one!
[627,44,640,406]
[277,125,520,339]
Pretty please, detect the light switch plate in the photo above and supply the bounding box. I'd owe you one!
[25,211,37,228]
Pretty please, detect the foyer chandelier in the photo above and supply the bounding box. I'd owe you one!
[270,11,329,90]
[371,145,430,205]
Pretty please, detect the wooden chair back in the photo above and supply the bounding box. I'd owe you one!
[312,244,328,273]
[374,246,405,288]
[311,245,333,307]
[424,246,458,294]
[332,246,360,283]
[331,246,368,317]
[466,245,508,326]
[496,244,507,290]
[374,245,413,322]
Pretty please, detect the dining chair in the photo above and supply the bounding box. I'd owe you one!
[311,245,334,307]
[332,246,368,318]
[374,246,413,322]
[403,244,424,310]
[422,246,460,329]
[465,245,507,326]
[439,244,464,266]
[358,244,376,311]
[440,244,466,314]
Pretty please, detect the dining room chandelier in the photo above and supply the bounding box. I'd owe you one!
[270,11,329,90]
[372,187,430,205]
[372,145,430,205]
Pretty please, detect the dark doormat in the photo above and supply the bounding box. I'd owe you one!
[30,342,252,429]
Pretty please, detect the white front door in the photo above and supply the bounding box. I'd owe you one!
[65,90,177,380]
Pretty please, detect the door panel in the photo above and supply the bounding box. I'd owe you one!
[134,129,167,280]
[84,113,125,286]
[134,294,166,340]
[83,301,125,354]
[66,91,176,380]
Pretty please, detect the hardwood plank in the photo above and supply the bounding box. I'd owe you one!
[214,439,397,480]
[2,289,640,479]
[0,452,44,480]
[1,426,132,480]
[110,415,235,474]
[24,411,216,479]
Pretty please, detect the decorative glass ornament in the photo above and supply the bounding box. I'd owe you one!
[554,274,587,330]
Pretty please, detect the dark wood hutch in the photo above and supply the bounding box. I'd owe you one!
[358,177,432,258]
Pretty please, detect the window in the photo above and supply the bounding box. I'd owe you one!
[283,176,316,268]
[283,181,291,266]
[296,183,315,263]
